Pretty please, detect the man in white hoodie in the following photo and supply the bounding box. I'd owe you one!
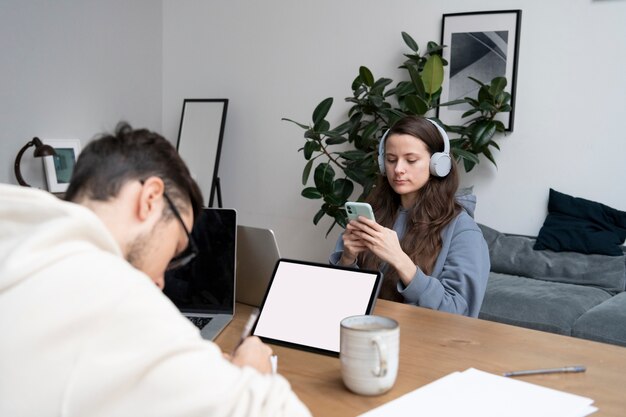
[0,123,311,417]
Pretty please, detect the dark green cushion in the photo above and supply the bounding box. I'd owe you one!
[534,189,626,256]
[572,292,626,347]
[479,272,612,335]
[479,223,626,294]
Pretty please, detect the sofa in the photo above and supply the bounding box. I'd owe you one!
[477,223,626,347]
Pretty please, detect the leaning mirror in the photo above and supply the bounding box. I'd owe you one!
[176,99,228,207]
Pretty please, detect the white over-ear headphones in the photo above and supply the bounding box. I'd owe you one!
[377,118,452,177]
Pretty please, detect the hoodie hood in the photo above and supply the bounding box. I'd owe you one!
[455,189,477,218]
[0,184,121,293]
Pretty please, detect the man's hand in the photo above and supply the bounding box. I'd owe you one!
[230,336,274,374]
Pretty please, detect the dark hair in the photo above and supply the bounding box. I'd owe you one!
[361,115,460,301]
[65,122,203,221]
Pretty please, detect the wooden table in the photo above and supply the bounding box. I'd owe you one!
[216,300,626,416]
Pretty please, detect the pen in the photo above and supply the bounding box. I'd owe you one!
[232,308,259,353]
[503,365,586,377]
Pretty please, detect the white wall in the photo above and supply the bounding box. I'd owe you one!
[0,0,163,189]
[162,0,626,263]
[4,1,623,263]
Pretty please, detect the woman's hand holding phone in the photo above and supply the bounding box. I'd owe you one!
[342,203,414,280]
[339,202,375,265]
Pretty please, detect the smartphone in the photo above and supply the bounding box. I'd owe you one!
[345,202,375,222]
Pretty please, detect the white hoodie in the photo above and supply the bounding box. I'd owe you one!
[0,184,311,417]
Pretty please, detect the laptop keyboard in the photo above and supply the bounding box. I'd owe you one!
[187,316,213,329]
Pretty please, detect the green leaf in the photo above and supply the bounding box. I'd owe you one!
[438,98,468,107]
[388,81,415,98]
[325,137,348,145]
[303,141,319,160]
[282,118,309,130]
[329,120,352,135]
[325,193,343,206]
[304,129,319,140]
[371,78,393,96]
[489,77,507,96]
[497,92,512,105]
[301,187,322,199]
[473,121,497,148]
[451,147,480,164]
[312,98,333,124]
[344,166,371,187]
[478,85,491,103]
[405,94,429,115]
[381,108,406,125]
[463,157,477,172]
[361,122,380,141]
[426,41,445,55]
[462,108,480,118]
[359,66,375,87]
[302,159,314,185]
[468,76,485,87]
[422,54,444,95]
[406,65,426,98]
[314,119,330,132]
[339,150,367,161]
[326,219,340,237]
[402,32,419,52]
[483,147,497,166]
[493,120,506,132]
[464,97,480,107]
[369,95,384,108]
[313,208,326,225]
[479,102,497,113]
[313,163,335,193]
[332,178,354,201]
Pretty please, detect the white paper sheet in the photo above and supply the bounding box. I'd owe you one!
[359,368,596,417]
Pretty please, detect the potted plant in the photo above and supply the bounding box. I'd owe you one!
[283,32,512,235]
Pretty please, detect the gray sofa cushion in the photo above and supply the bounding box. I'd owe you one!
[479,224,626,294]
[572,292,626,347]
[479,272,612,335]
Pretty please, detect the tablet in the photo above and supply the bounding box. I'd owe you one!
[252,258,382,356]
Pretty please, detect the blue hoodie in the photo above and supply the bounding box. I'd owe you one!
[331,193,490,317]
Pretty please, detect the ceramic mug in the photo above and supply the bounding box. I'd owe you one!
[340,315,399,396]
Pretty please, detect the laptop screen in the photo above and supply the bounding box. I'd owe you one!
[235,225,281,307]
[163,208,236,314]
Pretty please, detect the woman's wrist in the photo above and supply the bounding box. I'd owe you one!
[393,253,418,285]
[339,253,357,266]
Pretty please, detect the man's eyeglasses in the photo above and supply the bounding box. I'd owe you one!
[163,191,198,271]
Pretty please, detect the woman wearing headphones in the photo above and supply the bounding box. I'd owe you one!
[330,115,490,317]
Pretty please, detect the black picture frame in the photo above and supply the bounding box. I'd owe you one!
[438,10,522,132]
[176,98,228,207]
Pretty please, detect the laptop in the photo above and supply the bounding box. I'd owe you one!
[235,225,281,307]
[252,258,382,356]
[163,208,237,340]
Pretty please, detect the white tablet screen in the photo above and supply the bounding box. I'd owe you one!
[252,259,381,355]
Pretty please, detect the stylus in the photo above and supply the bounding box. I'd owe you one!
[233,308,260,353]
[503,365,586,377]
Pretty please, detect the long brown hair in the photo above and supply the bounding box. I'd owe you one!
[359,116,460,301]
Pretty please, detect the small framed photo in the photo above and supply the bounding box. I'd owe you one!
[42,139,81,193]
[438,10,522,131]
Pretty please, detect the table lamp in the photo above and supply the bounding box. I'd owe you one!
[14,137,57,187]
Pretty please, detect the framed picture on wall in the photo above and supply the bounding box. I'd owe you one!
[438,10,522,131]
[42,139,81,193]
